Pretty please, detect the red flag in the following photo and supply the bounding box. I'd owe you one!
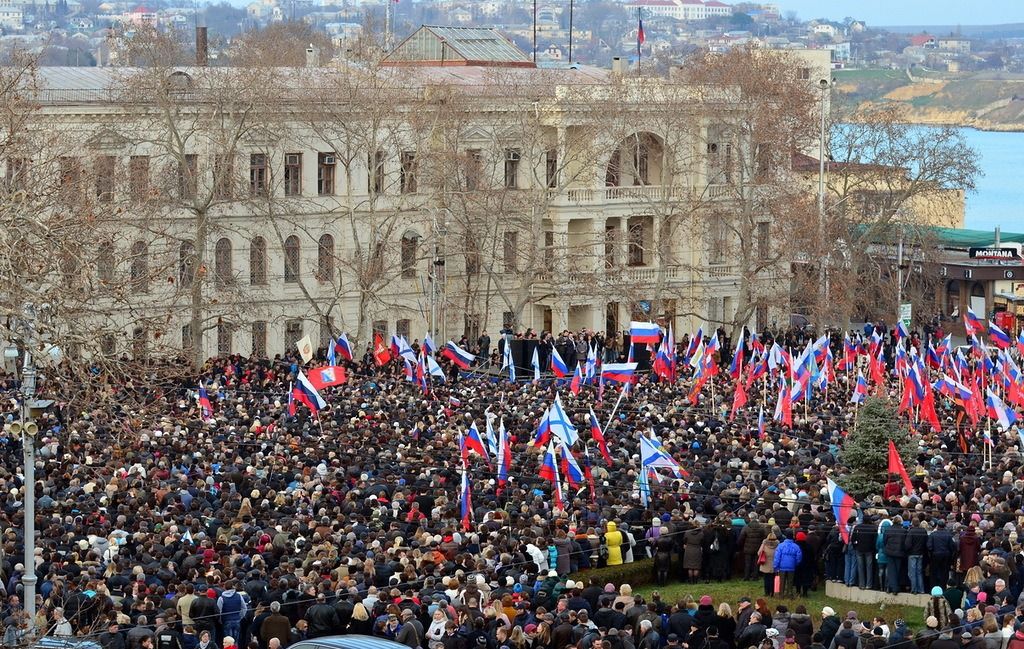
[373,332,392,366]
[729,378,748,421]
[307,365,347,390]
[887,439,914,495]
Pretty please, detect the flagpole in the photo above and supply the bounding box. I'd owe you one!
[568,0,574,64]
[636,7,642,74]
[605,384,628,432]
[532,0,537,63]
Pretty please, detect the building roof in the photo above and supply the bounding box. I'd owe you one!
[929,227,1024,248]
[383,25,534,67]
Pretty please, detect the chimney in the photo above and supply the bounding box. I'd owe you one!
[195,26,208,66]
[611,56,625,75]
[305,44,320,68]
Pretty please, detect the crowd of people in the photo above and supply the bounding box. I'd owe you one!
[0,321,1020,649]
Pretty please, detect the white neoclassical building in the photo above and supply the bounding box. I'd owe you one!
[5,27,830,362]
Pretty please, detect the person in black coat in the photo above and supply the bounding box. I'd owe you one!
[883,517,909,594]
[904,519,929,595]
[927,521,957,591]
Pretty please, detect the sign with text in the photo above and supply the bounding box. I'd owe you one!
[899,303,912,327]
[969,247,1021,260]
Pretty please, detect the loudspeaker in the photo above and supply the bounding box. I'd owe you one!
[622,334,652,372]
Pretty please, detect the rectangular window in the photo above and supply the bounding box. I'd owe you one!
[605,223,617,268]
[368,149,384,194]
[757,221,770,261]
[605,149,620,187]
[317,152,335,196]
[217,321,233,356]
[465,238,480,276]
[396,318,410,339]
[372,320,388,339]
[181,323,193,353]
[723,143,734,184]
[285,319,303,351]
[401,236,417,279]
[129,155,149,203]
[400,151,417,194]
[756,303,768,332]
[502,311,515,328]
[179,154,198,199]
[58,156,81,198]
[102,333,117,357]
[545,149,558,188]
[465,149,483,191]
[504,148,520,189]
[5,157,26,191]
[627,220,644,266]
[797,67,811,80]
[755,143,771,181]
[319,316,333,350]
[284,153,302,196]
[544,231,554,270]
[95,155,115,202]
[709,217,726,264]
[464,314,481,344]
[633,143,648,186]
[214,154,233,200]
[132,327,147,361]
[252,321,267,357]
[503,231,518,273]
[249,153,267,197]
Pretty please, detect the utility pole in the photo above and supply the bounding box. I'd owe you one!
[15,303,38,635]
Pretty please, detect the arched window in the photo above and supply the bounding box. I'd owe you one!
[130,241,149,292]
[179,240,196,287]
[97,241,115,283]
[284,235,300,283]
[250,236,267,285]
[400,232,419,279]
[317,234,334,282]
[215,237,233,286]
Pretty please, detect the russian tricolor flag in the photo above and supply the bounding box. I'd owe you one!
[826,478,857,543]
[423,333,437,355]
[550,346,569,378]
[292,370,327,414]
[533,408,552,447]
[757,406,765,440]
[443,341,475,369]
[630,321,661,345]
[589,408,612,464]
[538,441,560,482]
[990,321,1012,350]
[850,371,868,404]
[601,362,638,384]
[334,333,353,361]
[964,306,984,336]
[987,388,1018,429]
[464,422,491,465]
[197,384,213,421]
[496,419,511,487]
[560,445,585,488]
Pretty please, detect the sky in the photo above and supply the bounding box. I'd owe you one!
[773,1,1024,27]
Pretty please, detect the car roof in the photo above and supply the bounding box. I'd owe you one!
[290,636,409,649]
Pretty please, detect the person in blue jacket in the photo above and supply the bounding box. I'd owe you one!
[773,532,803,598]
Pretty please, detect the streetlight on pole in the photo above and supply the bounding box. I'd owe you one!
[429,208,451,342]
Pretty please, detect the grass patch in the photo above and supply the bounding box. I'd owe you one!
[636,578,924,628]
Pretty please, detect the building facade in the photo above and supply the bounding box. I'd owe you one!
[4,28,832,362]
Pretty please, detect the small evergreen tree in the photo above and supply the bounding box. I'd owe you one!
[838,396,915,499]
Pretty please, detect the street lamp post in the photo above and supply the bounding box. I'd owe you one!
[11,303,39,635]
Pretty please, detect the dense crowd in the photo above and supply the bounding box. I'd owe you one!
[0,322,1020,649]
